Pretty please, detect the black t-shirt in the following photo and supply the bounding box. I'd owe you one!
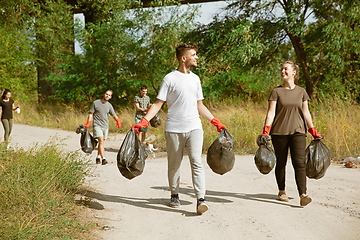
[0,99,14,120]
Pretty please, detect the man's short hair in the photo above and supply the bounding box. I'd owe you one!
[176,43,198,60]
[104,89,113,94]
[140,85,147,90]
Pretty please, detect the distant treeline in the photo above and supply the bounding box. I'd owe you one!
[1,0,359,106]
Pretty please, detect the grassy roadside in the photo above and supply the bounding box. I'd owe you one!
[13,98,360,161]
[0,139,95,239]
[2,98,359,239]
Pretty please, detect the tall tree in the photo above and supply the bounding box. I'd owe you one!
[225,0,317,97]
[32,0,75,102]
[0,0,38,101]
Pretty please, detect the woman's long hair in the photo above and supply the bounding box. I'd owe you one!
[1,89,11,99]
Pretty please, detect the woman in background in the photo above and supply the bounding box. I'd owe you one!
[261,61,323,207]
[0,89,20,148]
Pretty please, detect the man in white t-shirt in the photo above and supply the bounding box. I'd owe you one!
[132,43,226,215]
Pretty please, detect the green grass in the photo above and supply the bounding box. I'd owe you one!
[0,139,93,239]
[13,99,360,161]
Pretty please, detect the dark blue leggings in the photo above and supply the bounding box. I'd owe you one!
[271,133,307,196]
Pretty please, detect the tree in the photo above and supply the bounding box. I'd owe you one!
[46,3,199,106]
[224,0,318,97]
[0,0,37,102]
[32,0,75,102]
[182,17,266,101]
[310,0,360,99]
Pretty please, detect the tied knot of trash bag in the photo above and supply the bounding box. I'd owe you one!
[150,113,161,128]
[76,125,87,134]
[217,132,233,150]
[256,135,272,148]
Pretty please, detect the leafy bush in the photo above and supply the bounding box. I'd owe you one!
[201,69,273,102]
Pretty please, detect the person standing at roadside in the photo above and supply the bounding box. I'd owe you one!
[131,43,227,215]
[261,61,323,207]
[84,89,121,165]
[134,85,151,142]
[0,89,21,149]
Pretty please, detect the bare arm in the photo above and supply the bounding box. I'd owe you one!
[197,100,215,121]
[144,99,164,121]
[302,100,314,128]
[12,103,20,111]
[112,114,119,121]
[264,100,277,126]
[87,113,93,123]
[134,103,146,112]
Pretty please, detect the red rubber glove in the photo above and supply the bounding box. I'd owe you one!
[308,127,323,139]
[116,118,121,129]
[131,118,149,134]
[211,117,227,132]
[84,120,91,128]
[262,125,270,136]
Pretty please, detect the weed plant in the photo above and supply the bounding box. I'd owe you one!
[13,98,360,161]
[0,139,91,239]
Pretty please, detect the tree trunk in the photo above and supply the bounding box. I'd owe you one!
[287,33,314,98]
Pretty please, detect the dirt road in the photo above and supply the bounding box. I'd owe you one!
[7,124,360,240]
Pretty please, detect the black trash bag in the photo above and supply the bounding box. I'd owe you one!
[254,135,276,174]
[207,129,235,175]
[305,138,331,179]
[150,113,161,128]
[76,125,98,154]
[117,129,150,180]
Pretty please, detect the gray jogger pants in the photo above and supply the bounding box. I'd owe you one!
[165,129,205,199]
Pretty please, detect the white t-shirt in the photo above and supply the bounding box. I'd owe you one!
[157,70,204,133]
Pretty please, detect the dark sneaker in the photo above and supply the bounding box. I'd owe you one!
[170,194,180,208]
[96,158,101,164]
[197,198,209,215]
[102,159,108,165]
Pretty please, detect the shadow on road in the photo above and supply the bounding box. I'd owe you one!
[77,189,200,217]
[152,186,302,208]
[104,147,119,153]
[76,184,302,218]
